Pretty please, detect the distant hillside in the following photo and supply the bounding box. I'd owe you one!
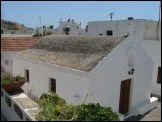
[1,19,34,34]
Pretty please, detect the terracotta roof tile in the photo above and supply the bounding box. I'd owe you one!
[1,37,40,51]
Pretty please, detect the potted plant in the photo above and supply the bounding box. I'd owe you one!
[1,72,25,92]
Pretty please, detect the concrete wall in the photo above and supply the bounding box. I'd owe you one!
[144,21,161,40]
[1,51,16,74]
[88,20,161,40]
[87,36,154,115]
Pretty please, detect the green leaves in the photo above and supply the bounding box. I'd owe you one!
[1,72,24,85]
[76,103,120,121]
[36,93,120,121]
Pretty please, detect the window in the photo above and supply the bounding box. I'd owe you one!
[25,69,29,82]
[107,30,113,36]
[50,78,56,92]
[14,104,23,120]
[5,96,12,107]
[99,34,103,36]
[1,90,4,97]
[4,60,9,65]
[157,67,161,84]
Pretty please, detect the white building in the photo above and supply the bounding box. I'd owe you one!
[87,19,161,96]
[34,19,87,36]
[1,51,15,73]
[1,36,39,74]
[13,35,158,120]
[57,19,86,35]
[140,40,161,96]
[88,19,161,40]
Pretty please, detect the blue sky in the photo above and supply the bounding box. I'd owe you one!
[1,1,160,29]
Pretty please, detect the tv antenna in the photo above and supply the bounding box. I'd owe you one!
[109,12,114,21]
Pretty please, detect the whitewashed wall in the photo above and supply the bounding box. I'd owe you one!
[152,65,161,96]
[140,40,161,96]
[87,36,154,115]
[1,88,37,121]
[13,56,91,104]
[58,21,86,35]
[13,35,156,118]
[1,51,16,74]
[1,91,21,121]
[1,89,32,121]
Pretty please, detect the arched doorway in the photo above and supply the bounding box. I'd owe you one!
[64,26,70,35]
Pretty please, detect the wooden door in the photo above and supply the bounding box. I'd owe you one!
[157,67,161,84]
[50,78,56,92]
[25,69,29,82]
[119,79,131,114]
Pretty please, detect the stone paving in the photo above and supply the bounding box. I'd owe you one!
[125,100,161,121]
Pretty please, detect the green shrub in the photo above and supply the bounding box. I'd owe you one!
[1,72,24,85]
[39,92,66,107]
[76,103,120,121]
[36,93,68,121]
[36,93,120,121]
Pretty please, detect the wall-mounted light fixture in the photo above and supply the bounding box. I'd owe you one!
[128,67,135,75]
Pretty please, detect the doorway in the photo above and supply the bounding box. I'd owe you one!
[64,27,70,35]
[119,79,131,114]
[50,78,56,92]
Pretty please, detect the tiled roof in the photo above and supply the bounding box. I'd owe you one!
[1,37,40,51]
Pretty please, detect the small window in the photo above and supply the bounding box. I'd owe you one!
[4,60,9,65]
[157,67,161,84]
[5,96,12,107]
[99,34,103,36]
[50,78,56,92]
[14,104,23,120]
[25,69,29,82]
[107,30,113,36]
[1,90,4,97]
